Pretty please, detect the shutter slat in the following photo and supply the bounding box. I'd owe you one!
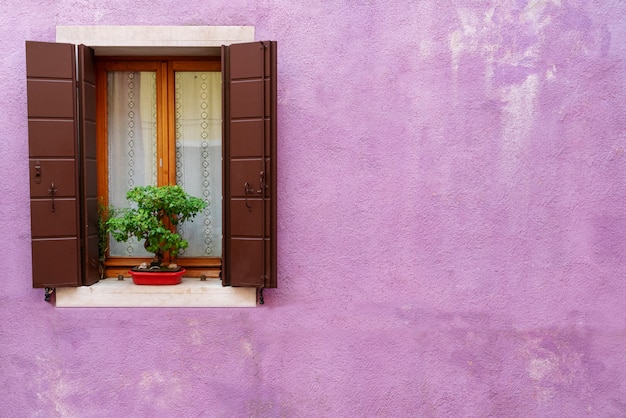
[223,41,277,288]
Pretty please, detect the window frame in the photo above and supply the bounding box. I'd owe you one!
[96,57,223,279]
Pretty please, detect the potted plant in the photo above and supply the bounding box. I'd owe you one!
[106,185,207,285]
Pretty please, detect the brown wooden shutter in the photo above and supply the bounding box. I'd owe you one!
[78,45,99,286]
[26,41,98,288]
[222,41,277,288]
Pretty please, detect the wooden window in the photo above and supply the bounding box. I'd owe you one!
[26,40,277,290]
[96,58,223,279]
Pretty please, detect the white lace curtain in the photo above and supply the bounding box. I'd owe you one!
[107,71,222,258]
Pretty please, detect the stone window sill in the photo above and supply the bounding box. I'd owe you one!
[55,278,257,308]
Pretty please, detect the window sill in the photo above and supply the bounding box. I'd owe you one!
[55,278,257,308]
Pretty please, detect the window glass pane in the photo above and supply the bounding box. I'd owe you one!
[107,71,157,257]
[174,71,222,257]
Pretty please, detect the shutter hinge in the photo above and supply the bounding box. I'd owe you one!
[258,287,264,305]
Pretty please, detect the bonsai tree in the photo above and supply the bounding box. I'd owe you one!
[107,185,207,269]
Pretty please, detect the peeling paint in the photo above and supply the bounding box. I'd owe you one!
[32,356,78,418]
[499,73,539,178]
[546,64,558,79]
[242,339,254,357]
[529,357,558,380]
[521,0,556,29]
[138,371,184,411]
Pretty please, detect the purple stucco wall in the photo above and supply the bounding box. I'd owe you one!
[2,1,626,416]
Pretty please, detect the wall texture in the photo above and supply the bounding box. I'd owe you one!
[2,1,625,416]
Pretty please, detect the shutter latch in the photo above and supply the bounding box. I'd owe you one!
[244,182,254,209]
[48,183,58,212]
[34,162,41,184]
[44,287,54,302]
[257,171,265,194]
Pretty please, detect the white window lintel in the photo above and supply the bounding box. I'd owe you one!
[56,25,255,56]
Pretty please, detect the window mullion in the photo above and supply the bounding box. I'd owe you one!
[157,61,170,186]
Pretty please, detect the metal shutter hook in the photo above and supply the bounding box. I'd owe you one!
[244,182,253,209]
[257,171,265,194]
[48,182,58,212]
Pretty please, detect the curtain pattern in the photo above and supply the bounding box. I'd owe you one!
[174,71,222,257]
[108,71,157,257]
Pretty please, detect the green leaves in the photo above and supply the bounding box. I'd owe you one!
[106,185,207,264]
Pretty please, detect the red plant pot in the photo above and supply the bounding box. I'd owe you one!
[129,268,186,285]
